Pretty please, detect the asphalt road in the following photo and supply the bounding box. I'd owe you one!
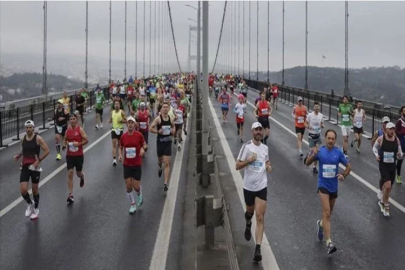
[0,107,192,270]
[208,89,405,270]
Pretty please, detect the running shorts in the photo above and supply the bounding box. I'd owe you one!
[66,155,84,171]
[55,125,67,137]
[380,166,396,185]
[243,187,267,206]
[157,140,172,157]
[317,187,338,199]
[175,124,183,133]
[258,116,270,129]
[341,126,351,137]
[95,108,103,116]
[353,126,363,134]
[111,129,123,140]
[308,136,322,148]
[295,127,306,135]
[124,165,142,180]
[20,166,41,184]
[119,93,126,100]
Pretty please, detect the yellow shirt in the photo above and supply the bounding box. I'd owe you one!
[61,97,70,113]
[112,110,124,130]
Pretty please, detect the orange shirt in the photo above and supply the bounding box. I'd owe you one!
[293,105,307,128]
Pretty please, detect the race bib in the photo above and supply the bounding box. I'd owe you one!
[140,122,147,129]
[249,160,264,173]
[63,104,68,110]
[176,112,183,122]
[355,121,362,127]
[125,147,136,159]
[56,126,63,133]
[162,125,171,135]
[68,142,78,152]
[342,115,349,122]
[383,152,395,163]
[322,164,336,178]
[96,96,102,103]
[238,112,244,119]
[115,129,122,136]
[297,116,305,124]
[261,108,268,115]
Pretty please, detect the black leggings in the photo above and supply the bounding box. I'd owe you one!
[397,159,403,176]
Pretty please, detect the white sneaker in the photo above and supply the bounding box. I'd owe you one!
[95,124,99,129]
[129,204,137,215]
[377,190,383,201]
[30,208,39,220]
[100,123,103,128]
[113,159,117,166]
[25,203,33,217]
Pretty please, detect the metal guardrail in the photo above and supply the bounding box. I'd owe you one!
[244,79,402,137]
[0,86,111,147]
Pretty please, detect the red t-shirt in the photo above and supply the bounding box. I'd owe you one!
[66,125,84,156]
[120,131,145,167]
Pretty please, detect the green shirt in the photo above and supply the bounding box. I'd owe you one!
[95,93,106,110]
[131,99,141,111]
[338,103,353,126]
[81,92,89,99]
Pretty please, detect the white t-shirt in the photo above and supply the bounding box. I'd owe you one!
[139,87,146,96]
[234,103,246,119]
[307,112,324,135]
[237,140,269,192]
[353,109,364,128]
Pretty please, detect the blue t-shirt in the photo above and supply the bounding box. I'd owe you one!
[314,146,349,193]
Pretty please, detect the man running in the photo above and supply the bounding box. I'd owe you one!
[271,84,279,110]
[351,100,366,153]
[54,100,69,160]
[373,122,403,217]
[95,88,106,129]
[63,113,88,204]
[254,92,272,145]
[236,122,273,262]
[149,82,157,118]
[75,90,86,127]
[305,129,351,255]
[174,96,186,151]
[180,91,191,136]
[150,102,175,192]
[61,91,71,113]
[234,94,247,143]
[304,101,324,173]
[338,95,353,158]
[119,116,147,214]
[110,100,127,166]
[395,106,405,184]
[135,102,151,146]
[292,96,308,157]
[14,120,49,220]
[219,88,231,122]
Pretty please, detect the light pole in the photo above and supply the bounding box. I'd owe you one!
[185,3,201,88]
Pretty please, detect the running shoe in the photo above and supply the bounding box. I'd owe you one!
[383,204,390,217]
[350,140,354,148]
[377,200,385,213]
[245,221,252,241]
[80,172,85,188]
[184,129,187,136]
[95,125,99,129]
[67,194,74,204]
[253,246,262,262]
[163,184,168,192]
[327,242,337,255]
[137,192,143,207]
[129,203,137,215]
[240,139,243,143]
[113,159,117,166]
[299,149,303,158]
[316,220,324,241]
[356,148,360,154]
[56,153,62,161]
[100,123,103,128]
[25,203,33,217]
[30,208,39,220]
[303,154,308,165]
[158,163,163,178]
[178,145,181,152]
[396,175,402,184]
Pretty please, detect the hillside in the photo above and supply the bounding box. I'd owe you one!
[0,73,84,102]
[256,66,405,107]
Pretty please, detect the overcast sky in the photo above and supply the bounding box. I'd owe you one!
[1,1,404,76]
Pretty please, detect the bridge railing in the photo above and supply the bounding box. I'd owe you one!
[243,79,402,137]
[0,86,110,147]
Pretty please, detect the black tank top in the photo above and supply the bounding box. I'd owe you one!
[55,108,68,126]
[379,135,398,169]
[157,115,172,142]
[22,134,40,166]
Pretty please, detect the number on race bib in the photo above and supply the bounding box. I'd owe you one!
[140,122,147,129]
[322,164,336,178]
[383,152,395,163]
[68,142,78,152]
[261,109,268,115]
[249,160,264,172]
[343,115,349,122]
[162,125,171,135]
[56,126,63,133]
[125,147,136,158]
[298,116,304,124]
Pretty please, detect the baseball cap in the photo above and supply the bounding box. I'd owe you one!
[297,96,303,102]
[25,120,35,127]
[382,116,390,123]
[386,122,395,129]
[251,122,263,130]
[127,116,136,123]
[140,102,146,107]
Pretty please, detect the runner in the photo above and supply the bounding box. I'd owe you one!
[109,101,127,166]
[62,113,88,204]
[180,91,191,136]
[292,96,308,158]
[61,91,71,113]
[95,88,106,129]
[338,95,354,158]
[174,96,186,151]
[14,120,49,220]
[149,102,175,192]
[240,80,248,103]
[219,88,231,122]
[304,101,324,173]
[119,116,147,214]
[233,94,247,143]
[271,84,279,110]
[81,88,89,114]
[254,92,272,145]
[351,100,366,153]
[54,100,69,160]
[395,106,405,184]
[149,82,157,118]
[130,92,141,116]
[135,102,151,146]
[235,122,273,262]
[373,122,403,217]
[305,129,351,255]
[126,83,135,113]
[75,90,86,127]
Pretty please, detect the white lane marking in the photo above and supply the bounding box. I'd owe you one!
[0,130,112,218]
[207,98,280,270]
[149,116,190,270]
[243,98,405,215]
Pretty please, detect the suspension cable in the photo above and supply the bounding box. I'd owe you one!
[212,1,227,74]
[167,1,182,73]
